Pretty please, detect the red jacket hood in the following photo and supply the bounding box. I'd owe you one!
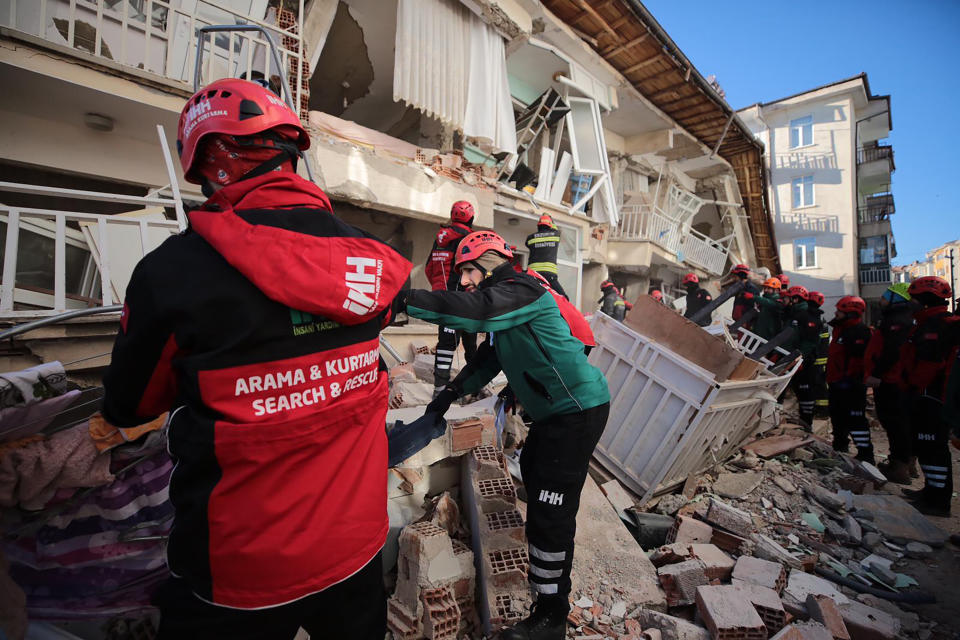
[189,173,411,325]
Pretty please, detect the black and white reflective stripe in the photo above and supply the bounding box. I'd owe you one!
[849,430,872,446]
[529,545,565,562]
[922,465,949,488]
[528,544,566,595]
[529,565,563,579]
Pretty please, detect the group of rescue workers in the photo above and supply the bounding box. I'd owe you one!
[727,264,959,518]
[96,78,958,640]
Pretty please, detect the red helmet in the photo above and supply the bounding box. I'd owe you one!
[786,285,808,300]
[177,78,309,184]
[450,201,475,226]
[650,290,663,301]
[538,214,557,229]
[836,295,866,315]
[807,291,825,307]
[908,276,952,300]
[682,273,699,285]
[455,230,513,269]
[600,279,616,291]
[731,264,750,277]
[777,274,790,288]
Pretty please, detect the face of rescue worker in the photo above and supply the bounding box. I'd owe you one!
[763,286,776,295]
[459,264,485,291]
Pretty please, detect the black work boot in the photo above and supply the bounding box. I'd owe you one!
[499,595,569,640]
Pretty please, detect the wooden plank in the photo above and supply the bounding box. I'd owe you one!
[621,53,664,75]
[601,33,649,58]
[649,80,692,101]
[742,434,814,458]
[572,0,620,41]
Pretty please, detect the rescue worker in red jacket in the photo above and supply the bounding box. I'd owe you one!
[424,201,477,394]
[863,283,914,484]
[826,296,874,462]
[101,79,412,638]
[899,276,960,517]
[729,264,759,325]
[807,291,830,417]
[682,273,713,326]
[650,289,665,304]
[525,213,568,299]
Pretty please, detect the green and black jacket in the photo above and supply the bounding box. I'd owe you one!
[405,263,609,422]
[525,226,561,275]
[753,292,783,340]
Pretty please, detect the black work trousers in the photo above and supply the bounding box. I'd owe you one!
[875,382,911,464]
[907,392,953,509]
[434,325,477,387]
[155,552,386,640]
[791,362,817,426]
[829,382,873,463]
[519,403,609,599]
[536,270,568,300]
[813,364,829,417]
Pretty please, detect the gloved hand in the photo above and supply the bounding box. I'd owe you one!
[426,385,458,417]
[498,385,517,415]
[742,292,754,300]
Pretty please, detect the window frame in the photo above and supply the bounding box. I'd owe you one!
[794,236,817,269]
[791,175,815,209]
[789,115,813,149]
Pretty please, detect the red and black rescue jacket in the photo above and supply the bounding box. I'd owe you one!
[899,306,960,398]
[826,318,872,384]
[425,222,471,291]
[101,172,412,609]
[863,306,913,384]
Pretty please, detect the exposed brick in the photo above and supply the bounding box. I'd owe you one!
[492,593,526,629]
[488,547,529,577]
[650,542,694,567]
[387,597,420,640]
[705,499,755,538]
[451,418,485,452]
[770,622,834,640]
[421,586,461,640]
[667,515,713,545]
[729,582,786,634]
[478,477,518,501]
[710,528,749,554]
[472,445,509,480]
[732,556,788,594]
[625,619,643,634]
[689,544,734,581]
[695,585,767,640]
[806,595,850,640]
[657,559,708,607]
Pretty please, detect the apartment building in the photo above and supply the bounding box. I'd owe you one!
[739,74,895,323]
[902,239,958,297]
[0,0,776,375]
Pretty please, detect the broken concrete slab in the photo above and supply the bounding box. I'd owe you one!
[751,534,804,571]
[806,594,851,640]
[904,541,932,558]
[837,600,900,640]
[656,493,688,516]
[572,474,666,612]
[770,621,834,640]
[713,471,764,499]
[601,479,637,520]
[695,585,766,640]
[667,515,714,545]
[849,494,947,547]
[773,476,798,494]
[710,528,749,555]
[658,559,708,607]
[744,434,815,458]
[630,608,711,640]
[649,542,694,568]
[705,498,755,537]
[804,484,846,513]
[731,555,787,593]
[727,582,786,634]
[782,570,849,616]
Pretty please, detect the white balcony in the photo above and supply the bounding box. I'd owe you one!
[679,227,731,276]
[859,264,891,286]
[612,204,683,254]
[0,0,306,115]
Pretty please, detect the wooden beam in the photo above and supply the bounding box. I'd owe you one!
[609,14,633,30]
[600,33,649,58]
[655,92,706,110]
[572,0,620,41]
[670,103,719,120]
[621,52,663,75]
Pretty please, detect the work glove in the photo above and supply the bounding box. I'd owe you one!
[426,385,458,417]
[498,385,517,415]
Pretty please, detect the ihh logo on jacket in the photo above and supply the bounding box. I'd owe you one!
[343,257,383,316]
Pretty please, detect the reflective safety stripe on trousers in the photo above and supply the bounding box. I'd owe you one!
[922,465,949,487]
[529,544,566,595]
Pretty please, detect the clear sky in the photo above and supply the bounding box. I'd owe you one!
[643,0,960,265]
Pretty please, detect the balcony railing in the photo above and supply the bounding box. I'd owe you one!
[679,228,731,276]
[612,205,683,254]
[859,264,892,285]
[857,145,895,170]
[1,0,307,117]
[0,182,182,317]
[858,193,895,224]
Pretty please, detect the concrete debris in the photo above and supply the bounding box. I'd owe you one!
[772,476,798,494]
[728,582,787,634]
[655,493,689,516]
[705,498,755,537]
[744,435,814,458]
[631,608,712,640]
[849,494,947,547]
[790,448,815,462]
[854,594,920,634]
[731,555,787,594]
[770,621,834,640]
[713,472,764,499]
[904,541,932,558]
[838,600,900,640]
[667,515,714,545]
[689,543,735,581]
[658,559,709,607]
[841,515,862,546]
[803,484,846,513]
[750,534,803,571]
[806,594,851,640]
[650,542,694,568]
[695,584,766,640]
[782,570,849,614]
[860,532,882,550]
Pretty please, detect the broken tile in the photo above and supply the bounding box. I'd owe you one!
[713,472,764,499]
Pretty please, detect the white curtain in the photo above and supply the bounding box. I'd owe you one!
[394,0,517,154]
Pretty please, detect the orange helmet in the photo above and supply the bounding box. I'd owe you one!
[763,278,782,290]
[908,276,951,301]
[538,214,557,229]
[454,231,513,270]
[450,201,476,226]
[177,78,309,184]
[836,295,866,315]
[682,273,699,285]
[786,285,809,300]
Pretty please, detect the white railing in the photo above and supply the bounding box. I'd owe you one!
[679,228,731,276]
[1,0,307,116]
[611,205,682,253]
[860,264,892,285]
[0,182,181,317]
